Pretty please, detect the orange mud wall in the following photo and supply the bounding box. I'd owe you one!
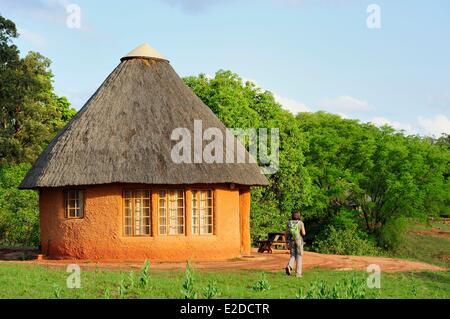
[239,189,251,255]
[39,184,251,261]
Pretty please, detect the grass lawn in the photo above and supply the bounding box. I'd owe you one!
[391,221,450,268]
[413,220,450,233]
[429,222,450,232]
[0,263,448,299]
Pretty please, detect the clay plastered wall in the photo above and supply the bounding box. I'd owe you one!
[39,184,246,261]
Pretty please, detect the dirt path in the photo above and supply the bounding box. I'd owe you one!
[1,249,445,273]
[414,229,450,239]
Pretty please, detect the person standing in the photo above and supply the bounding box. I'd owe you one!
[285,211,306,277]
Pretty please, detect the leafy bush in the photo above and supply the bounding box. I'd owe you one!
[312,210,380,256]
[0,164,39,247]
[313,224,380,256]
[117,278,127,299]
[52,283,62,299]
[181,261,197,299]
[296,276,372,299]
[329,209,362,231]
[377,216,408,250]
[139,260,151,289]
[252,273,271,292]
[250,196,286,244]
[104,289,111,299]
[202,281,219,299]
[128,271,136,289]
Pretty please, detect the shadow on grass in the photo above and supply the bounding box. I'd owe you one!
[412,271,450,285]
[0,247,38,261]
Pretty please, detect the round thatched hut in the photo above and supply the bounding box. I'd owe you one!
[20,44,268,261]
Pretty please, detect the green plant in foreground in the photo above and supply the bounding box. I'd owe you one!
[296,276,370,299]
[330,282,342,299]
[295,288,306,299]
[0,263,448,299]
[52,283,62,299]
[252,273,271,292]
[306,281,328,299]
[410,275,419,297]
[181,261,197,299]
[139,260,151,289]
[344,277,367,299]
[128,271,135,289]
[202,281,219,299]
[118,278,127,299]
[104,288,111,299]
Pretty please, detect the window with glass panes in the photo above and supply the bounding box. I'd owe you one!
[158,190,185,235]
[65,190,84,219]
[192,190,213,235]
[123,190,151,236]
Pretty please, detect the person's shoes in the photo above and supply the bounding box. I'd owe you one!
[296,273,303,278]
[285,266,292,276]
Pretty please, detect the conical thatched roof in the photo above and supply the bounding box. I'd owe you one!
[20,44,268,189]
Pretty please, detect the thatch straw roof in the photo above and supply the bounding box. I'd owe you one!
[20,44,268,189]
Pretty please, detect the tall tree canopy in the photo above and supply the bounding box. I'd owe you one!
[0,16,76,165]
[0,16,76,246]
[185,71,450,249]
[185,71,311,239]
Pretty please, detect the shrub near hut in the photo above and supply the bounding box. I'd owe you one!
[0,164,39,247]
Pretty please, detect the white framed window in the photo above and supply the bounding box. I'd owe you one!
[123,190,151,237]
[158,190,185,235]
[64,190,84,219]
[192,190,214,235]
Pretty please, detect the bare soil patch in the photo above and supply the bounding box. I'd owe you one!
[0,248,445,273]
[414,229,450,239]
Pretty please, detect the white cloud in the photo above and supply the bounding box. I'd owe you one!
[371,117,416,135]
[371,114,450,137]
[317,95,373,113]
[274,94,310,113]
[240,78,309,114]
[418,115,450,137]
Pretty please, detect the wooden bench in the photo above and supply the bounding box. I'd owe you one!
[257,232,288,254]
[257,240,273,254]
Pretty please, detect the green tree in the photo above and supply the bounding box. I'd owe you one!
[295,112,378,222]
[296,113,450,248]
[434,134,450,182]
[185,71,450,249]
[185,71,310,242]
[0,16,76,247]
[0,163,39,246]
[0,15,76,165]
[358,127,450,242]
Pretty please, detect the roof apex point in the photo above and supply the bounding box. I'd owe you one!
[121,43,168,62]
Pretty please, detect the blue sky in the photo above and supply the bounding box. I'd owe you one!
[1,0,449,136]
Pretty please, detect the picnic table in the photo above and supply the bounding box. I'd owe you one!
[258,232,287,254]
